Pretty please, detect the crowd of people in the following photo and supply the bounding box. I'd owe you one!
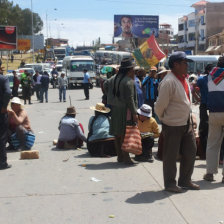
[1,52,224,194]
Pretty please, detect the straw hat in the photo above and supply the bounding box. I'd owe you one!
[90,103,110,113]
[11,97,23,105]
[66,106,76,115]
[150,66,157,71]
[137,104,152,118]
[157,66,169,75]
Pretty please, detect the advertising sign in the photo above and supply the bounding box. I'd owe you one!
[114,15,159,38]
[0,26,17,50]
[18,39,31,51]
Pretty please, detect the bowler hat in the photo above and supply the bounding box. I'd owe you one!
[120,58,134,69]
[66,106,76,115]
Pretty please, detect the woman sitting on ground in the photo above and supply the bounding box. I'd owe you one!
[7,97,34,150]
[57,106,87,149]
[87,103,116,157]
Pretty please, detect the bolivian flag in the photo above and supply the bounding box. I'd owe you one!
[133,35,165,69]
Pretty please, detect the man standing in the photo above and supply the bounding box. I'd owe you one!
[58,73,67,102]
[33,71,42,101]
[203,56,224,183]
[40,71,50,103]
[155,52,199,193]
[20,70,32,105]
[196,64,213,158]
[83,69,91,100]
[142,66,158,117]
[0,73,12,169]
[12,70,20,97]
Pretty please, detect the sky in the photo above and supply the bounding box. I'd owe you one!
[12,0,224,47]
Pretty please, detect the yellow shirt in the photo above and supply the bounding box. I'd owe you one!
[137,117,160,138]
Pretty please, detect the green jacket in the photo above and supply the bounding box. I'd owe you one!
[104,74,138,136]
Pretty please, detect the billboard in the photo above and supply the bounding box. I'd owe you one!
[114,15,159,38]
[18,39,31,51]
[0,26,17,50]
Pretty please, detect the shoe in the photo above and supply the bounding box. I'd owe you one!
[63,100,66,102]
[85,98,89,100]
[29,102,32,105]
[165,186,183,193]
[203,173,214,182]
[0,163,12,170]
[179,182,200,190]
[40,101,43,103]
[222,177,224,184]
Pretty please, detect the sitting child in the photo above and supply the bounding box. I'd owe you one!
[7,97,35,150]
[57,106,87,149]
[87,103,116,157]
[134,104,160,162]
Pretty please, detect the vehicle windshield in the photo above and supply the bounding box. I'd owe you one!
[54,49,65,54]
[70,60,94,72]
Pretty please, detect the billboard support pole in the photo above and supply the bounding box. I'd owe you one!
[6,52,9,72]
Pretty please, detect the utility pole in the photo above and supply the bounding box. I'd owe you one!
[31,0,35,62]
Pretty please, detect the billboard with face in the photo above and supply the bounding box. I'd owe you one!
[0,26,17,50]
[114,15,159,38]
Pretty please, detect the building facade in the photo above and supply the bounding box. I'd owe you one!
[207,30,224,55]
[178,1,224,54]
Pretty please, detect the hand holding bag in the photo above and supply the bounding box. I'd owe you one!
[121,125,142,155]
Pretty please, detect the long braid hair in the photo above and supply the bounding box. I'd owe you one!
[112,67,132,98]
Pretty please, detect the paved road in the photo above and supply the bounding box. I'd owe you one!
[0,86,224,224]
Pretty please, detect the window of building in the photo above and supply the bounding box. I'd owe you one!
[188,33,195,41]
[201,16,205,25]
[178,35,184,43]
[200,29,205,41]
[188,20,195,27]
[179,24,184,31]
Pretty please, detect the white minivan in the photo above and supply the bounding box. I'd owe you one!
[62,56,96,89]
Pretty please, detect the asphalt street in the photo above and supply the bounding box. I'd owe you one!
[0,86,224,224]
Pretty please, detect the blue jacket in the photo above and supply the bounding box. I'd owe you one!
[40,75,50,88]
[142,76,158,101]
[207,67,224,112]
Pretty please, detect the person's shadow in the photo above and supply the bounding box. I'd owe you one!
[126,190,172,204]
[193,180,224,190]
[81,161,134,170]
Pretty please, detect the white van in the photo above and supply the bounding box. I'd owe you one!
[62,56,96,89]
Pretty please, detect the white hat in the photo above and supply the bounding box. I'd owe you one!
[90,103,110,113]
[11,97,23,105]
[137,104,152,118]
[157,66,169,75]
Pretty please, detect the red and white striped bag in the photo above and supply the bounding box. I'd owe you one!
[121,125,142,155]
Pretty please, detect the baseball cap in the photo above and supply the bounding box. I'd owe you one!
[168,51,193,68]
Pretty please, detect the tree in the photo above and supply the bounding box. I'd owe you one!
[0,0,43,35]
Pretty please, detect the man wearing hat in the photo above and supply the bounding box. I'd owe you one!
[142,66,158,117]
[0,71,12,169]
[57,106,87,149]
[155,51,199,193]
[104,57,138,165]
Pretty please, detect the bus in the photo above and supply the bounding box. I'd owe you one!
[94,50,132,65]
[62,56,96,89]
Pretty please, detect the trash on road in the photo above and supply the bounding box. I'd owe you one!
[109,215,115,218]
[90,177,102,182]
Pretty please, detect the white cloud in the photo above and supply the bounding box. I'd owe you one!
[41,14,181,47]
[42,18,114,47]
